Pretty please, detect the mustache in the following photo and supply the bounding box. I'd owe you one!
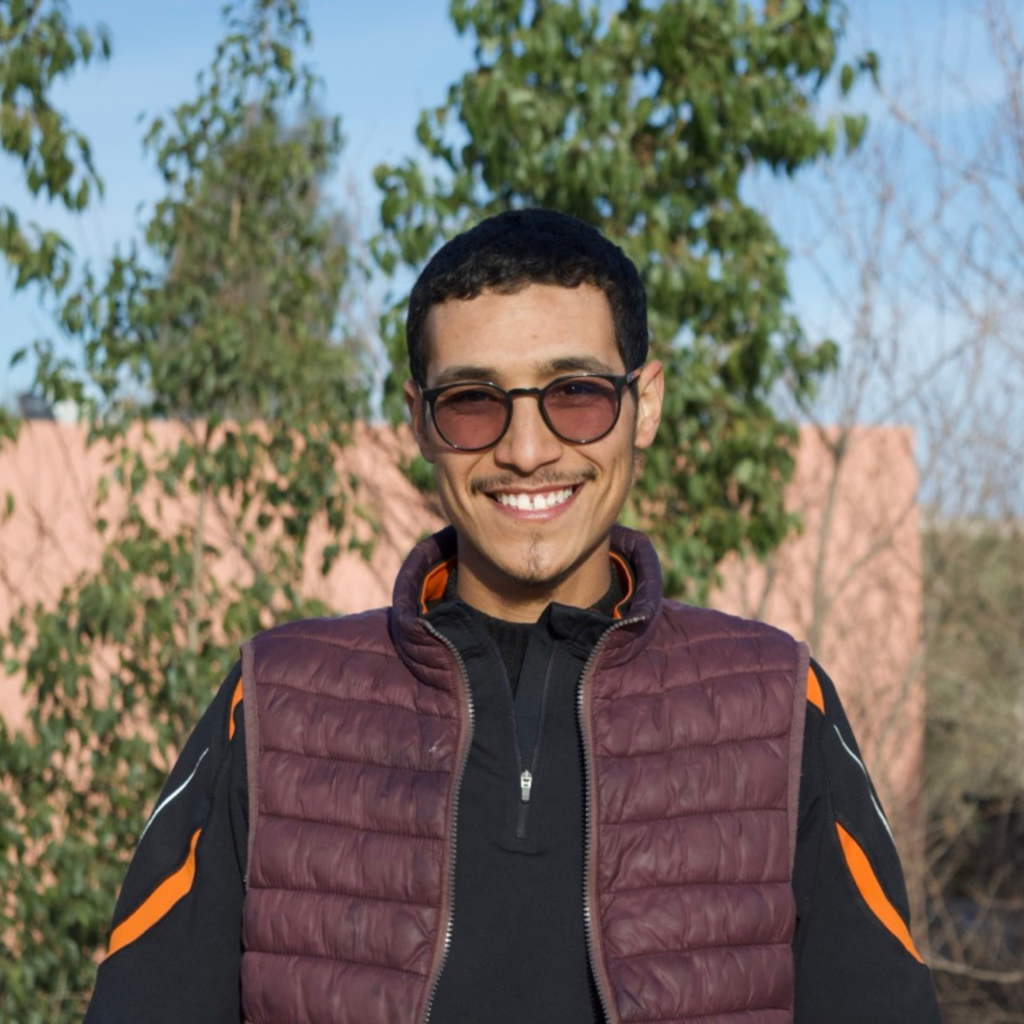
[470,467,597,495]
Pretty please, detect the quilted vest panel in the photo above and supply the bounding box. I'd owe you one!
[585,598,807,1024]
[239,610,467,1024]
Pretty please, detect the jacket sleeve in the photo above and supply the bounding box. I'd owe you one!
[84,662,249,1024]
[792,660,941,1023]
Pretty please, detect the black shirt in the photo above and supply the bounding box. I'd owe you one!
[423,596,614,1022]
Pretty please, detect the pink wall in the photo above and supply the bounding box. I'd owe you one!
[712,425,924,879]
[0,422,924,868]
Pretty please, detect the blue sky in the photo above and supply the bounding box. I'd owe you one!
[0,0,997,405]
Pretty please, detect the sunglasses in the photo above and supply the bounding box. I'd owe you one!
[421,368,643,451]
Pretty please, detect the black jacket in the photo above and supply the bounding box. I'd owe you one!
[86,575,940,1022]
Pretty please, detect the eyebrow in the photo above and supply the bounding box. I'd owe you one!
[429,355,621,388]
[541,355,620,375]
[429,365,501,387]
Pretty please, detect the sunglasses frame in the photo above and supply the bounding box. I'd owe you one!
[421,367,643,452]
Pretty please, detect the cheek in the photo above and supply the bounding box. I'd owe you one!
[432,458,478,514]
[594,439,635,490]
[432,466,460,509]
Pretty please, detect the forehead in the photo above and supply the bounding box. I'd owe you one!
[423,283,621,385]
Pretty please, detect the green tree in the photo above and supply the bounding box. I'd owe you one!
[0,0,109,436]
[376,0,872,597]
[0,0,108,292]
[0,2,369,1017]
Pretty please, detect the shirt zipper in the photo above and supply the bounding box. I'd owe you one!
[490,649,534,840]
[420,621,476,1024]
[513,648,558,839]
[520,770,533,802]
[578,615,645,1024]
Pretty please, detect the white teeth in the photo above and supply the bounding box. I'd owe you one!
[494,487,574,511]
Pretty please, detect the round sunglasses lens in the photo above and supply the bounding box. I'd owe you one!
[433,386,508,448]
[543,377,620,442]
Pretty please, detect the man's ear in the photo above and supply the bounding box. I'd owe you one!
[633,359,664,450]
[404,380,435,464]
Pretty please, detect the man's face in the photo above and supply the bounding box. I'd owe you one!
[405,283,663,620]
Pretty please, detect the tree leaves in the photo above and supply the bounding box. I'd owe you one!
[0,2,369,1016]
[0,0,109,297]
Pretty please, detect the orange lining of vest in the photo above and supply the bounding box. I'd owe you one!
[106,828,202,959]
[806,665,825,713]
[608,551,633,619]
[835,822,924,963]
[419,552,634,618]
[419,557,457,613]
[228,677,243,741]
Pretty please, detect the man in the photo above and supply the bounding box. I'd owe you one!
[87,209,940,1022]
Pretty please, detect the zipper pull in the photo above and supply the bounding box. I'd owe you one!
[520,770,533,802]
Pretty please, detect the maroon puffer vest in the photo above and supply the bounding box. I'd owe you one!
[240,526,808,1024]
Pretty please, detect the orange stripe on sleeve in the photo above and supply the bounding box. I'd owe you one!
[806,665,825,713]
[835,822,924,963]
[106,829,202,959]
[228,677,243,741]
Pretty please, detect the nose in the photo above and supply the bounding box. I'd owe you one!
[491,393,564,474]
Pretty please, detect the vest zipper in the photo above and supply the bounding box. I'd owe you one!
[421,621,476,1024]
[577,615,645,1024]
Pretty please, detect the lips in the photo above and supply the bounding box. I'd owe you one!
[492,486,576,511]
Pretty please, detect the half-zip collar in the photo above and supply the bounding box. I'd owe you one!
[387,524,663,701]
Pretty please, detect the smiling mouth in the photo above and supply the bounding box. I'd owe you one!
[490,486,577,511]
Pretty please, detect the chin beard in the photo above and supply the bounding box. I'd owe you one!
[500,561,573,591]
[495,534,581,593]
